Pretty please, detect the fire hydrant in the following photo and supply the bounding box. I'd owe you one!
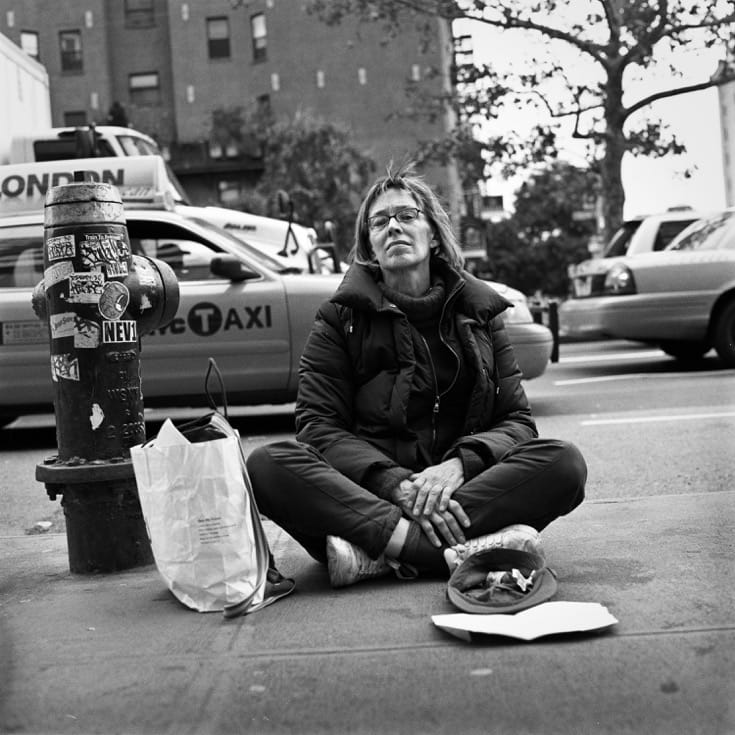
[33,176,179,573]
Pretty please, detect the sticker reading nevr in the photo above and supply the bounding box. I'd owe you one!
[103,320,137,343]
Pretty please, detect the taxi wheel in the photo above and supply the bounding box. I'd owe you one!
[712,299,735,368]
[659,340,709,363]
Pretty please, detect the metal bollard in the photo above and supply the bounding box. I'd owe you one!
[33,176,179,573]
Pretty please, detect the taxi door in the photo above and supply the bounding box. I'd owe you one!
[126,217,293,404]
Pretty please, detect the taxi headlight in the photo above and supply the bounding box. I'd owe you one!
[603,263,636,295]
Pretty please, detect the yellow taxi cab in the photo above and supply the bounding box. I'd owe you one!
[0,157,553,426]
[559,210,735,365]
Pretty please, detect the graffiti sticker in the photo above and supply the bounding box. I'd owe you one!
[74,317,100,348]
[98,281,130,321]
[46,234,75,261]
[50,353,79,381]
[68,272,105,303]
[79,232,129,270]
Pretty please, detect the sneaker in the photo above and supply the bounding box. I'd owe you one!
[443,524,542,573]
[326,535,392,588]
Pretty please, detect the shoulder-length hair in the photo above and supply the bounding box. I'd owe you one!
[350,163,464,269]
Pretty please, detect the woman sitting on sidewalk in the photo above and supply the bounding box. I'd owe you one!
[246,164,586,587]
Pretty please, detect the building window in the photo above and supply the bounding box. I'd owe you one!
[207,17,230,59]
[125,0,155,28]
[64,110,88,126]
[251,13,267,62]
[59,30,83,73]
[129,72,160,105]
[20,31,39,60]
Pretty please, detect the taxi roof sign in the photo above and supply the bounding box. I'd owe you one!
[0,155,174,217]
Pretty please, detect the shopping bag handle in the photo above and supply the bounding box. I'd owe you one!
[205,358,229,419]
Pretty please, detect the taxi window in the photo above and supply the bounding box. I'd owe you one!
[652,220,695,251]
[127,221,224,282]
[0,226,44,288]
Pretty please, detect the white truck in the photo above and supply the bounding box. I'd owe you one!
[0,31,52,165]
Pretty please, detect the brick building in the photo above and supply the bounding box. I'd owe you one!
[0,0,461,214]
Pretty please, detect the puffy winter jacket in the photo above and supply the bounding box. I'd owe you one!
[295,257,538,500]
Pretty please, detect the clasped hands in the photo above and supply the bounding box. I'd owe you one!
[390,457,470,548]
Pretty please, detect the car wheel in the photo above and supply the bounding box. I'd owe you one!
[658,340,710,362]
[712,299,735,368]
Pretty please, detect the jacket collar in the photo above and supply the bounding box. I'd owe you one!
[331,257,512,321]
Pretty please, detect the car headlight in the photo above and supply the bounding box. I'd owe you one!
[603,263,636,295]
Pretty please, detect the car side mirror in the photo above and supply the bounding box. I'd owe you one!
[210,254,259,282]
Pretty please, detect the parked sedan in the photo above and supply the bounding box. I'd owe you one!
[559,210,735,365]
[0,208,553,426]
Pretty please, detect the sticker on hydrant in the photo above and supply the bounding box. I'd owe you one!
[74,317,100,348]
[68,273,105,304]
[50,354,80,381]
[98,281,130,321]
[46,234,75,261]
[89,403,105,430]
[102,320,137,343]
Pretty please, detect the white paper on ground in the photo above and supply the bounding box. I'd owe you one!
[432,601,618,642]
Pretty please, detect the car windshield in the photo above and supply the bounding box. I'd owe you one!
[666,211,735,251]
[603,220,641,257]
[184,216,299,272]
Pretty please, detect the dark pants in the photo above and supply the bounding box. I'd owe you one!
[246,438,586,576]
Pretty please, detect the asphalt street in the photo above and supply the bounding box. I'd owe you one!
[1,340,733,734]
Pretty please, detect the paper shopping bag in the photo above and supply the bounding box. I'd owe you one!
[130,359,294,616]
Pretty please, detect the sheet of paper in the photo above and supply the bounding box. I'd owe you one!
[432,601,618,642]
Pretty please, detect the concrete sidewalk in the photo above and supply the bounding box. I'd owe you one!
[1,491,733,735]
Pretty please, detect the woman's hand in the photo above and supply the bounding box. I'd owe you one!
[390,461,470,548]
[409,457,466,517]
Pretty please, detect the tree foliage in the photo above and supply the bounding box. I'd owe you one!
[307,0,735,238]
[484,162,598,297]
[210,107,376,257]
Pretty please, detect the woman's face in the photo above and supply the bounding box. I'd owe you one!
[366,189,435,275]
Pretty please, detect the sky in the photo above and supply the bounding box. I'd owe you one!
[464,18,728,219]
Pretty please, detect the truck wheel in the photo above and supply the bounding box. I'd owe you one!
[712,299,735,368]
[659,340,709,362]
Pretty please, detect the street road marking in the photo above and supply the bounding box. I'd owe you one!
[581,411,735,426]
[560,350,665,364]
[555,370,727,386]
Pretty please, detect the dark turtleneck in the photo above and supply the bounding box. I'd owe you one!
[378,274,471,464]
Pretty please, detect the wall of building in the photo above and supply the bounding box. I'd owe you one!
[0,30,52,163]
[0,0,459,210]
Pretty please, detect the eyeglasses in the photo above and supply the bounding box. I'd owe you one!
[366,207,423,232]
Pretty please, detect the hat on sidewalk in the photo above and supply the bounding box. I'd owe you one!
[447,547,557,614]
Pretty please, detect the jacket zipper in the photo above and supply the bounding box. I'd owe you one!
[420,317,460,450]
